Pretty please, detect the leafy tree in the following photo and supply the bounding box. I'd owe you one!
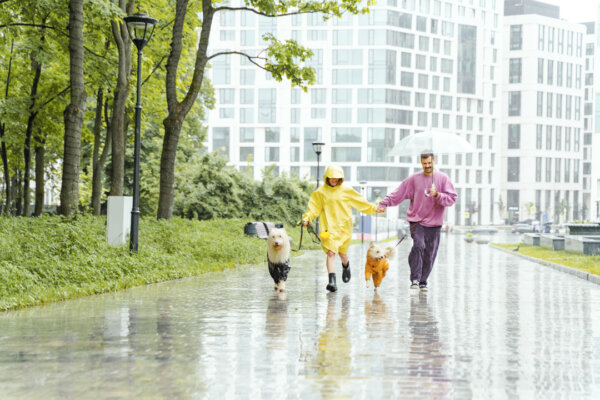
[156,0,373,219]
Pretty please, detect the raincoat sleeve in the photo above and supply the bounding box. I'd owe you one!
[302,191,322,223]
[378,178,413,209]
[435,176,457,207]
[346,188,377,214]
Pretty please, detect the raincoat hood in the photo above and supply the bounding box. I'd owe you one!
[323,165,344,186]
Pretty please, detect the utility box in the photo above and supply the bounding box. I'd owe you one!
[106,196,132,246]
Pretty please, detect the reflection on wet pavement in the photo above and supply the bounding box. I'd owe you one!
[0,231,599,399]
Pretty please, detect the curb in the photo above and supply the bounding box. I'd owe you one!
[491,245,600,285]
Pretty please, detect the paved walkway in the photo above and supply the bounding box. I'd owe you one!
[0,232,599,399]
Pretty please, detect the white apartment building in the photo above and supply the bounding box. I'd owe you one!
[502,1,586,224]
[584,14,600,221]
[206,0,504,226]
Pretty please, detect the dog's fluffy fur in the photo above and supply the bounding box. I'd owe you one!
[267,228,291,292]
[365,242,396,289]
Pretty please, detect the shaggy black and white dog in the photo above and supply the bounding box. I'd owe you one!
[267,228,291,292]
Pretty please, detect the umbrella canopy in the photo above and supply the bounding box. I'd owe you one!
[389,130,476,157]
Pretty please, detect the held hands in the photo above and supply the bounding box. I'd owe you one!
[375,205,386,213]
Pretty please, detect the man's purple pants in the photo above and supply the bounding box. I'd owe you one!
[408,224,441,284]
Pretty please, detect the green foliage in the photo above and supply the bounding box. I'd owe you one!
[173,152,313,225]
[0,215,284,311]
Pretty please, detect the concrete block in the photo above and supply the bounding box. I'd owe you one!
[106,196,132,246]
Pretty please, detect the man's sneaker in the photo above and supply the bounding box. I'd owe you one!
[410,280,419,289]
[419,283,428,291]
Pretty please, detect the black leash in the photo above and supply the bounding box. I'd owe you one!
[393,196,439,248]
[292,221,320,252]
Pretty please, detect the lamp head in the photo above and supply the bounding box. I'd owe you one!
[124,13,158,50]
[312,141,325,156]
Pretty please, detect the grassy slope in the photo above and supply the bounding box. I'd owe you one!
[492,243,600,275]
[0,215,320,311]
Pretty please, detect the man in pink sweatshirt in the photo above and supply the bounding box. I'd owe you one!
[376,153,457,291]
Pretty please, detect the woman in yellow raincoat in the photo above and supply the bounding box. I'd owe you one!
[302,166,379,292]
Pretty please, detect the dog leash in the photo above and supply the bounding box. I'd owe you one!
[292,221,320,252]
[393,195,439,248]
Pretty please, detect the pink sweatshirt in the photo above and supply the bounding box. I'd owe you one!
[378,171,457,227]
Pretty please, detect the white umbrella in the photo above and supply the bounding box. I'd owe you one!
[389,130,475,157]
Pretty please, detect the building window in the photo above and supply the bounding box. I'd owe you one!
[545,158,552,182]
[547,60,554,85]
[509,58,521,84]
[508,91,521,116]
[536,125,543,149]
[555,127,562,151]
[265,128,280,143]
[507,157,519,182]
[536,157,542,182]
[537,59,544,84]
[555,158,561,182]
[258,89,276,123]
[303,128,321,161]
[458,24,476,94]
[240,147,254,163]
[537,92,543,117]
[331,147,361,162]
[367,128,394,162]
[212,127,230,159]
[546,126,552,150]
[265,147,279,162]
[508,125,520,149]
[510,25,522,50]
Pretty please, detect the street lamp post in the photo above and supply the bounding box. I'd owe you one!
[312,142,325,234]
[359,181,367,244]
[124,13,157,253]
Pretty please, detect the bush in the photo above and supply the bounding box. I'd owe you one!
[173,153,313,226]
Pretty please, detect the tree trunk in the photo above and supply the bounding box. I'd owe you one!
[0,124,10,215]
[13,172,21,216]
[60,0,87,216]
[91,88,112,215]
[157,0,213,219]
[24,55,42,217]
[0,40,14,215]
[108,0,134,196]
[157,115,183,218]
[34,141,45,216]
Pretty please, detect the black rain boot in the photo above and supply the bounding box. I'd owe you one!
[342,261,351,283]
[326,273,337,292]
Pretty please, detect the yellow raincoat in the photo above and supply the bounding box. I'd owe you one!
[303,166,377,254]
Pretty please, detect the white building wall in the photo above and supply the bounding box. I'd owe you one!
[502,13,586,224]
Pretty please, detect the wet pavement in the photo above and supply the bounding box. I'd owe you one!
[0,231,599,399]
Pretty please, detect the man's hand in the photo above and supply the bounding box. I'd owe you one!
[430,183,438,198]
[376,206,386,213]
[366,281,370,288]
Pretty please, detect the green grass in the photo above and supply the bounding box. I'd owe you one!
[492,243,600,275]
[0,215,320,312]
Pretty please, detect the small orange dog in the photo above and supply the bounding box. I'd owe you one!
[365,242,396,290]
